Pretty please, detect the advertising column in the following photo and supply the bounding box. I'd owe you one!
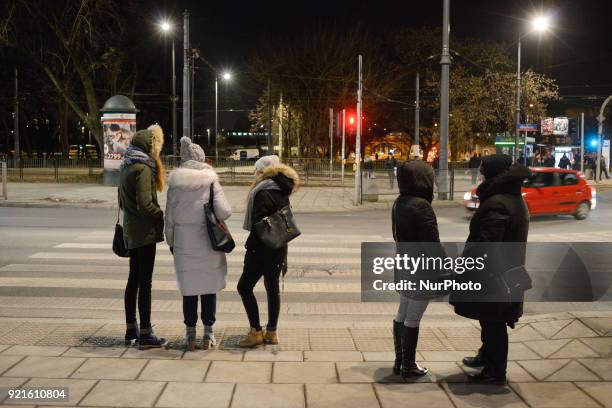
[99,95,138,185]
[101,113,136,170]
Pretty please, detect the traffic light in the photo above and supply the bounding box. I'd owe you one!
[349,115,355,126]
[569,117,579,145]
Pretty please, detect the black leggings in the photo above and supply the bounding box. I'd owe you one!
[125,243,156,329]
[237,249,282,331]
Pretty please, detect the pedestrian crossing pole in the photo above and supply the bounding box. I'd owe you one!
[580,112,584,174]
[329,108,333,182]
[355,55,363,205]
[341,109,346,185]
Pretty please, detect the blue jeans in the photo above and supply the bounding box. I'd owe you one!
[183,294,216,327]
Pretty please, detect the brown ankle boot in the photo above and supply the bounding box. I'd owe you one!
[239,327,263,348]
[263,329,279,345]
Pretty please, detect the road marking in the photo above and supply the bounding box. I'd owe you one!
[29,252,361,265]
[0,277,362,293]
[53,243,361,253]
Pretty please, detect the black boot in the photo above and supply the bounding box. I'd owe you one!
[401,326,428,379]
[468,368,506,384]
[124,321,139,346]
[392,320,403,375]
[462,350,484,368]
[138,327,167,350]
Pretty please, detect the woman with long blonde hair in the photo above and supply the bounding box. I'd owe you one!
[119,124,167,349]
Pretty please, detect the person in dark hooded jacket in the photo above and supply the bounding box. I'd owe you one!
[238,156,300,348]
[391,160,441,379]
[450,154,530,383]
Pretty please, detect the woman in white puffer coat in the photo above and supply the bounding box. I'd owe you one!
[165,137,232,351]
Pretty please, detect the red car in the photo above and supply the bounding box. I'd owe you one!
[463,168,596,220]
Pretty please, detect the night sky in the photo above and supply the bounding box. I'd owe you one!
[150,0,612,110]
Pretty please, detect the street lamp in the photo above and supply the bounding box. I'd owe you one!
[516,14,551,165]
[158,19,178,156]
[215,71,232,161]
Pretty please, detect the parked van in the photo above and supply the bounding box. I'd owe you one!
[231,149,260,161]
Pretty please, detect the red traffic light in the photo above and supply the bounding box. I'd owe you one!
[349,116,355,126]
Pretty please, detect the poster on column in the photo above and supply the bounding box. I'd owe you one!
[102,113,136,170]
[603,140,610,170]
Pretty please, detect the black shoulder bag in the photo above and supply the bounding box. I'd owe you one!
[113,189,129,258]
[253,191,301,250]
[204,182,235,253]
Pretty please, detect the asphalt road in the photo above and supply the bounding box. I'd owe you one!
[0,191,611,324]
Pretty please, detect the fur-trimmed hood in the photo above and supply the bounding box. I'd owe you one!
[168,162,218,192]
[252,163,300,195]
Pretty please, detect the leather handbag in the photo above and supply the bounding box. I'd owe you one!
[204,183,235,253]
[253,191,301,249]
[113,190,129,258]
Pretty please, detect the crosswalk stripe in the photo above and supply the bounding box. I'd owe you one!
[29,252,361,265]
[53,243,361,254]
[0,264,363,278]
[0,277,361,293]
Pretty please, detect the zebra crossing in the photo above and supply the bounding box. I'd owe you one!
[1,213,609,330]
[0,219,447,329]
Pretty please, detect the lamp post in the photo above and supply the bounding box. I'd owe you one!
[159,20,178,156]
[215,72,232,161]
[515,14,550,164]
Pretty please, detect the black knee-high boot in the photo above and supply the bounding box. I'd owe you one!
[401,326,428,379]
[392,320,403,375]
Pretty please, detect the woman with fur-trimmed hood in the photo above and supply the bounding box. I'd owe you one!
[165,137,232,351]
[119,124,166,350]
[237,155,299,348]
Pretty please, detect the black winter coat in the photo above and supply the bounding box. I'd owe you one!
[245,164,299,272]
[450,164,530,323]
[393,161,446,299]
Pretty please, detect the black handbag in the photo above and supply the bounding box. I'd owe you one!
[204,182,235,253]
[253,191,301,250]
[113,190,129,258]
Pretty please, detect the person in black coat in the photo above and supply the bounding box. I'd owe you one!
[391,160,443,379]
[238,156,300,348]
[450,154,530,383]
[468,153,482,185]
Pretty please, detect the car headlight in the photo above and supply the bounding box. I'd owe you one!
[463,192,472,201]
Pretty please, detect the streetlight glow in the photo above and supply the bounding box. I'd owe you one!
[222,72,232,81]
[160,20,172,33]
[531,15,550,33]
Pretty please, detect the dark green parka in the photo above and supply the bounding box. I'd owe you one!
[119,129,164,250]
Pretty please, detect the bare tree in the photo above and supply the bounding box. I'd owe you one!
[1,0,129,149]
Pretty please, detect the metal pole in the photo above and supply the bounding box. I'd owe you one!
[580,112,584,174]
[13,67,19,168]
[215,77,219,161]
[267,79,273,155]
[515,36,522,162]
[438,0,450,200]
[355,55,363,205]
[523,114,529,165]
[279,93,284,160]
[415,71,420,147]
[1,161,6,200]
[329,108,333,182]
[341,109,346,184]
[182,10,190,139]
[171,39,177,155]
[596,95,612,183]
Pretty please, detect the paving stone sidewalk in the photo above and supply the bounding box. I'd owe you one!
[0,182,465,212]
[0,314,610,407]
